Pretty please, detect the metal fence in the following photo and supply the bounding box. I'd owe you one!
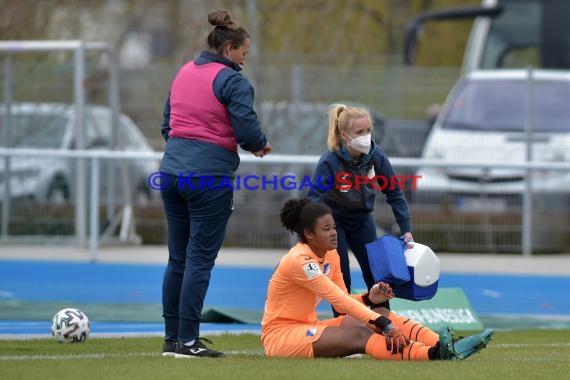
[2,41,569,256]
[1,148,569,258]
[123,63,460,151]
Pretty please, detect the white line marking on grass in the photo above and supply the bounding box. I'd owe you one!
[0,352,156,361]
[219,350,265,356]
[0,349,266,361]
[495,357,555,362]
[2,343,569,361]
[493,343,570,348]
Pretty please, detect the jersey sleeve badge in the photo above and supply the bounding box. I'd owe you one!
[302,262,322,279]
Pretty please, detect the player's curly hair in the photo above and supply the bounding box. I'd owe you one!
[280,198,332,243]
[207,9,250,55]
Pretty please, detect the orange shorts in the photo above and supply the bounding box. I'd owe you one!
[262,317,345,358]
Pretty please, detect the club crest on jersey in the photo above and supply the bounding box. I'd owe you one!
[306,328,317,337]
[336,173,351,192]
[367,166,375,179]
[303,262,322,279]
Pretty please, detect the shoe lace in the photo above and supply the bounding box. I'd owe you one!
[194,337,215,349]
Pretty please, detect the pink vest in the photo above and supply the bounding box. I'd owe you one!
[169,61,237,152]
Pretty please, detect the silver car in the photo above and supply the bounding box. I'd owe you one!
[0,103,157,205]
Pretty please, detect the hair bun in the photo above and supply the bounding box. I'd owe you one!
[280,198,309,233]
[208,9,237,30]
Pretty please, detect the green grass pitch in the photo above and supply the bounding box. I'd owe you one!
[1,330,569,380]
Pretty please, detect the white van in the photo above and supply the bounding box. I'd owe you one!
[404,0,570,251]
[417,69,570,205]
[405,0,570,72]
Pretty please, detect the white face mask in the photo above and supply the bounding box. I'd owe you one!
[347,133,371,154]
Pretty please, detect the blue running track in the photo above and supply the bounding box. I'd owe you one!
[1,260,569,336]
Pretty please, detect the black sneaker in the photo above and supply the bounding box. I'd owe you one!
[162,341,177,357]
[174,337,225,358]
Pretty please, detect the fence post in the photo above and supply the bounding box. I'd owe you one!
[2,55,13,239]
[74,42,87,249]
[89,157,100,262]
[522,66,534,257]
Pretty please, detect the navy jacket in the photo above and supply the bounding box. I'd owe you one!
[160,51,267,178]
[307,142,412,233]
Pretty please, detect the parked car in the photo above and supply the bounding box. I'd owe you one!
[0,103,157,205]
[257,100,428,157]
[414,69,570,251]
[418,69,570,196]
[257,101,386,155]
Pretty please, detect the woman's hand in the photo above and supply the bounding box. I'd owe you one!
[368,281,395,304]
[369,316,410,354]
[384,325,410,354]
[253,143,272,158]
[403,232,415,248]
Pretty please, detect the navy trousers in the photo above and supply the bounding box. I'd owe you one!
[335,214,390,310]
[335,214,377,292]
[161,174,233,343]
[332,214,390,316]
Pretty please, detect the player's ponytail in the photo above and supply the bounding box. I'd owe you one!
[280,198,331,243]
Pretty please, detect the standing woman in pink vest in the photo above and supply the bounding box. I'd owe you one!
[159,9,272,358]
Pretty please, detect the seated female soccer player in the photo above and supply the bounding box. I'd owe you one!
[261,198,493,361]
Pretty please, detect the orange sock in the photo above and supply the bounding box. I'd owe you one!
[364,334,430,361]
[387,311,439,347]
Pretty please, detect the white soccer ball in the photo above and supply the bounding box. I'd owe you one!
[51,308,90,343]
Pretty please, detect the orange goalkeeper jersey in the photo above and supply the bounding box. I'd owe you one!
[262,242,379,332]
